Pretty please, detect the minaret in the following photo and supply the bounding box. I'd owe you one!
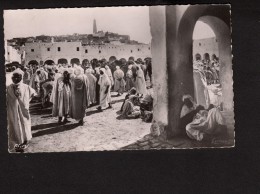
[93,19,97,34]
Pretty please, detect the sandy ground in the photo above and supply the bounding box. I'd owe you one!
[26,89,152,153]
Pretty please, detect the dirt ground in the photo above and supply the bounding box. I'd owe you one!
[26,90,153,153]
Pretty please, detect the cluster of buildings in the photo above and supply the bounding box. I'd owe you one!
[5,19,218,67]
[193,37,219,60]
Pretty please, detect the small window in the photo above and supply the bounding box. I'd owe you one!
[58,47,61,51]
[138,48,140,51]
[148,47,150,50]
[131,50,133,53]
[99,50,101,54]
[47,48,50,51]
[85,49,88,53]
[77,47,80,51]
[8,52,10,55]
[31,49,34,52]
[199,43,201,46]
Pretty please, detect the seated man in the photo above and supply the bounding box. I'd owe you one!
[41,72,55,108]
[186,104,227,141]
[140,93,153,122]
[121,95,141,119]
[120,87,137,112]
[179,95,205,134]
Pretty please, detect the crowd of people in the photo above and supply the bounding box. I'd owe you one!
[193,54,223,109]
[6,57,153,152]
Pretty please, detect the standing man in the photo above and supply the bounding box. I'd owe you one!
[97,68,112,111]
[146,60,152,85]
[113,66,126,96]
[85,68,97,106]
[70,67,90,125]
[7,68,37,152]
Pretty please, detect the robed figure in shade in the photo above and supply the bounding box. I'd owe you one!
[52,69,72,123]
[70,67,90,125]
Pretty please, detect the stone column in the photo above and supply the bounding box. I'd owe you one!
[149,6,168,130]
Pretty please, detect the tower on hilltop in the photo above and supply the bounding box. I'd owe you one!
[93,19,97,34]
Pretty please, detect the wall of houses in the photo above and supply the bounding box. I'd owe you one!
[193,37,219,59]
[24,41,151,65]
[5,40,22,64]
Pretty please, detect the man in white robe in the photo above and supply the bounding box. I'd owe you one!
[134,65,147,96]
[186,106,226,141]
[85,68,97,105]
[113,66,126,96]
[7,68,37,152]
[105,65,114,87]
[97,68,112,111]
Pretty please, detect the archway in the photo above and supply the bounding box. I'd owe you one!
[167,5,233,136]
[82,59,90,66]
[57,58,68,65]
[109,56,117,64]
[44,60,55,65]
[70,58,80,66]
[119,58,127,65]
[28,60,39,66]
[195,53,202,61]
[203,52,210,62]
[128,56,135,62]
[91,58,98,69]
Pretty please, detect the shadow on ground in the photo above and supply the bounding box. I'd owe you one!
[32,122,80,138]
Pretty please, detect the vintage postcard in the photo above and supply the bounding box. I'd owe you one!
[4,5,234,153]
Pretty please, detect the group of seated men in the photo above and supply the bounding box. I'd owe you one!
[180,95,227,141]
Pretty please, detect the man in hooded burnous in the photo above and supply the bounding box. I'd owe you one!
[7,68,37,152]
[70,67,90,125]
[52,69,72,123]
[113,66,126,96]
[97,68,112,111]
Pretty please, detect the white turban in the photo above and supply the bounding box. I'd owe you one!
[74,66,82,76]
[13,68,24,77]
[100,68,107,75]
[85,68,93,74]
[95,67,100,74]
[67,68,74,74]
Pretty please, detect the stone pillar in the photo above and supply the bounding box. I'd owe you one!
[149,6,168,129]
[166,6,195,137]
[218,28,233,111]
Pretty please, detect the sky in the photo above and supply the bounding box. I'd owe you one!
[4,7,215,43]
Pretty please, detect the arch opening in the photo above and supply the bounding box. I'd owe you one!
[167,5,233,137]
[28,60,39,66]
[70,58,80,66]
[44,60,55,65]
[58,58,68,65]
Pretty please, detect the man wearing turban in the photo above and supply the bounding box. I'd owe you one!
[6,68,37,152]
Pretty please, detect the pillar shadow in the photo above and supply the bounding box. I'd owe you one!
[30,108,52,115]
[32,122,61,131]
[32,123,79,138]
[85,109,103,116]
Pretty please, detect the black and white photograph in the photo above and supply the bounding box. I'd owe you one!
[4,5,235,153]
